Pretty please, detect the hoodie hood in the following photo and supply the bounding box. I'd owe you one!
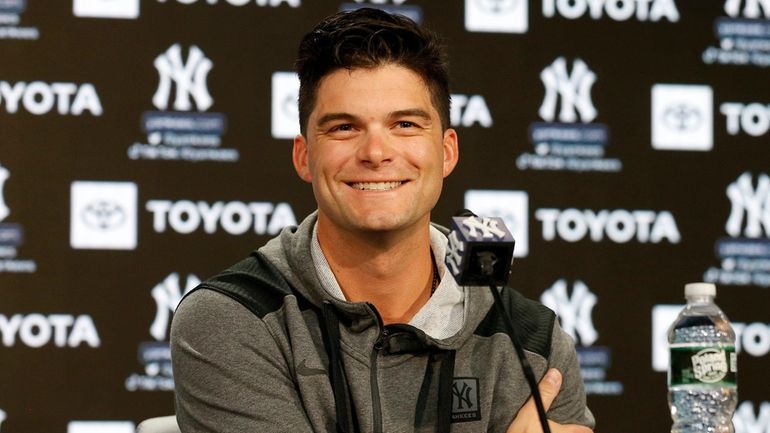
[257,211,492,349]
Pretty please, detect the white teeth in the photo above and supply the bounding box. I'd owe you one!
[350,181,403,191]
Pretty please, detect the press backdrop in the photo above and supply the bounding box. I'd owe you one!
[1,1,769,432]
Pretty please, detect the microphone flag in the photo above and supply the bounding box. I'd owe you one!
[445,214,515,287]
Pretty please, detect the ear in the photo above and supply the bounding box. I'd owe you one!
[292,134,313,183]
[441,128,459,178]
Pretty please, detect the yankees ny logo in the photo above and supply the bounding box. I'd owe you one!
[152,44,214,112]
[725,172,770,239]
[540,279,598,346]
[462,216,506,240]
[452,381,474,409]
[724,0,770,18]
[451,378,481,422]
[0,164,8,222]
[446,230,465,276]
[150,273,200,341]
[539,57,597,123]
[733,401,770,433]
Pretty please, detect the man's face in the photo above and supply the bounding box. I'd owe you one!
[293,64,458,237]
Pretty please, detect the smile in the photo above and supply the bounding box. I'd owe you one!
[348,181,404,191]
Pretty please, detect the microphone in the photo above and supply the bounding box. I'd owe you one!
[444,209,552,433]
[444,209,515,287]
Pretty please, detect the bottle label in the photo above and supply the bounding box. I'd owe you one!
[669,345,737,386]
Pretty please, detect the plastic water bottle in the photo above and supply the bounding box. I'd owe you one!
[667,282,737,433]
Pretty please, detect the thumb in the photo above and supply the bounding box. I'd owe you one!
[506,368,564,433]
[538,368,563,412]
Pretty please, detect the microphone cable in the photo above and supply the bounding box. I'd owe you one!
[477,255,552,433]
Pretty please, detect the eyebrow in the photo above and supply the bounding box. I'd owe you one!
[389,109,433,123]
[316,112,359,127]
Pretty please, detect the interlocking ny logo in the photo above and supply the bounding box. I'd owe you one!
[724,0,770,18]
[733,401,770,433]
[150,273,200,341]
[446,230,465,276]
[539,57,597,123]
[451,378,481,422]
[726,172,770,238]
[462,216,507,240]
[0,164,9,222]
[453,381,474,409]
[152,44,213,112]
[540,279,598,346]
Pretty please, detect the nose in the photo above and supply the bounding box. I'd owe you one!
[357,128,393,167]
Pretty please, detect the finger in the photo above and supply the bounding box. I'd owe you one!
[538,368,563,412]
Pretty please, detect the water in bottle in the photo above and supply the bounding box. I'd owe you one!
[668,282,737,433]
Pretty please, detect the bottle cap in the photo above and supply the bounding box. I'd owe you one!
[685,282,716,297]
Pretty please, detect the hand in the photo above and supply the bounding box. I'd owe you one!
[506,368,593,433]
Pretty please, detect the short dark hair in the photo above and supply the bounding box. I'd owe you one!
[295,8,450,135]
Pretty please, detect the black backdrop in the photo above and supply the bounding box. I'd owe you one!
[1,1,769,432]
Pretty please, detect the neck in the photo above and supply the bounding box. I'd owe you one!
[317,216,435,324]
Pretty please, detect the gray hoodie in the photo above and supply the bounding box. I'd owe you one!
[171,213,595,433]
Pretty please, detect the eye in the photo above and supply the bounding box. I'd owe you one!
[397,121,416,128]
[330,123,353,132]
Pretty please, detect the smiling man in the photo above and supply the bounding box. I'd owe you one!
[292,63,458,325]
[171,8,595,433]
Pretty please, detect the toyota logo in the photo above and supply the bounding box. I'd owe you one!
[81,200,126,231]
[282,92,299,118]
[475,0,518,13]
[662,104,702,131]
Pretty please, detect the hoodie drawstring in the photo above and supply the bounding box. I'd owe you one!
[414,349,457,432]
[322,302,456,433]
[436,349,456,433]
[321,302,357,433]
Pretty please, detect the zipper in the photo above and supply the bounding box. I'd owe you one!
[368,303,387,433]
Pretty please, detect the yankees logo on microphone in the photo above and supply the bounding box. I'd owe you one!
[445,212,515,286]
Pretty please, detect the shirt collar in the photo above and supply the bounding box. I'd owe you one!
[310,223,466,339]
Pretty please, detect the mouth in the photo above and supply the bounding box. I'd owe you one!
[347,181,406,191]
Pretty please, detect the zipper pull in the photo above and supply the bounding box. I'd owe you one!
[374,328,389,351]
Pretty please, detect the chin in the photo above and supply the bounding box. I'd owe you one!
[354,216,404,232]
[353,211,428,234]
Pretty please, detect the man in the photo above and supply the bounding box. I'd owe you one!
[171,8,595,433]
